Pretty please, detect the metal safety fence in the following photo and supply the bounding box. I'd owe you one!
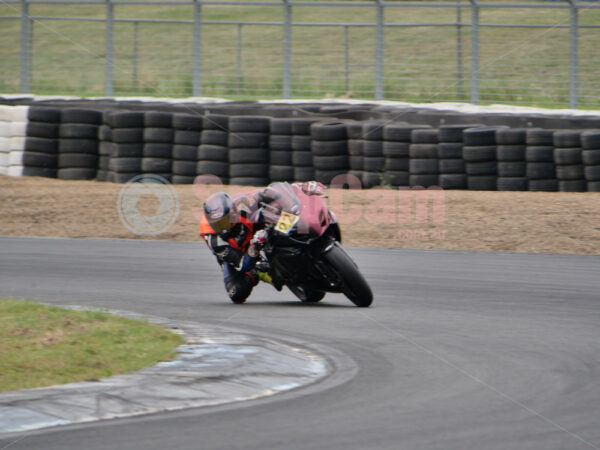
[1,0,599,109]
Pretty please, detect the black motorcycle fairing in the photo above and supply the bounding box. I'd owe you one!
[267,246,333,293]
[263,227,346,294]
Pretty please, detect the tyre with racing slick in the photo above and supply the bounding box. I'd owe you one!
[322,243,373,307]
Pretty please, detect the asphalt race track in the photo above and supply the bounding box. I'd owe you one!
[1,236,599,450]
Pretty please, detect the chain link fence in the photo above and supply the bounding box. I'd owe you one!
[1,0,599,109]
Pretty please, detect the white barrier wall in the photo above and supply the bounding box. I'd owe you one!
[0,108,11,176]
[0,106,29,176]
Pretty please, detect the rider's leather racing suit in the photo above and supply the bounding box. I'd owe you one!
[200,182,326,304]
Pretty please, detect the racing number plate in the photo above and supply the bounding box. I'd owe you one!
[275,211,299,234]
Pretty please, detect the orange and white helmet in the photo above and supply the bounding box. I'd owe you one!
[203,192,238,234]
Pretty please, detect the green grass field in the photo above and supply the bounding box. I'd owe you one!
[0,299,183,392]
[0,1,599,108]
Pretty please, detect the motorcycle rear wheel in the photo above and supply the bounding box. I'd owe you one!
[288,285,326,303]
[322,243,373,307]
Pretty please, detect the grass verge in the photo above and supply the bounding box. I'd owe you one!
[0,299,184,393]
[1,3,599,107]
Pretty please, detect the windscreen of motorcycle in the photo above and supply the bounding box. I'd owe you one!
[260,182,301,226]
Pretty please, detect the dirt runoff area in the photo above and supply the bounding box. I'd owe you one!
[1,175,599,255]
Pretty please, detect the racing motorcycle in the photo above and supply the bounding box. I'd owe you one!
[255,182,373,307]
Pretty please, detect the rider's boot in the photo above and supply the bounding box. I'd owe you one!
[255,261,274,286]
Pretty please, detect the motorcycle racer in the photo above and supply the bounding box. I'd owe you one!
[200,181,326,304]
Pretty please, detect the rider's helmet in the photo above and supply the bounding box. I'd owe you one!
[203,192,238,235]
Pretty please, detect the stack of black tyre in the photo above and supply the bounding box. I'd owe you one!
[553,130,585,192]
[437,124,477,190]
[361,121,386,188]
[142,111,174,181]
[310,121,348,186]
[197,114,229,184]
[346,121,364,183]
[582,130,600,192]
[525,129,557,192]
[106,111,145,183]
[268,118,295,182]
[409,128,439,188]
[383,124,428,188]
[462,127,500,190]
[58,108,102,180]
[97,119,112,181]
[23,106,61,178]
[172,113,203,184]
[291,118,318,182]
[495,128,528,191]
[228,115,270,186]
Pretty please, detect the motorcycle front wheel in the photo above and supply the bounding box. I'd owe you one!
[322,243,373,307]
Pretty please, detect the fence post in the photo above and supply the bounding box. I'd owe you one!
[105,0,114,97]
[237,24,243,94]
[283,0,291,99]
[375,0,384,100]
[456,0,463,100]
[469,0,479,104]
[344,25,350,93]
[20,0,30,93]
[132,22,138,91]
[193,0,202,97]
[568,0,578,109]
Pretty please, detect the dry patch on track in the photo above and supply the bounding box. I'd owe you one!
[1,175,599,255]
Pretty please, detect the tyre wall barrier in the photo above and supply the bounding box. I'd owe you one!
[1,99,599,192]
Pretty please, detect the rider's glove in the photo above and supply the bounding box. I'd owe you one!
[300,181,326,197]
[248,229,268,257]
